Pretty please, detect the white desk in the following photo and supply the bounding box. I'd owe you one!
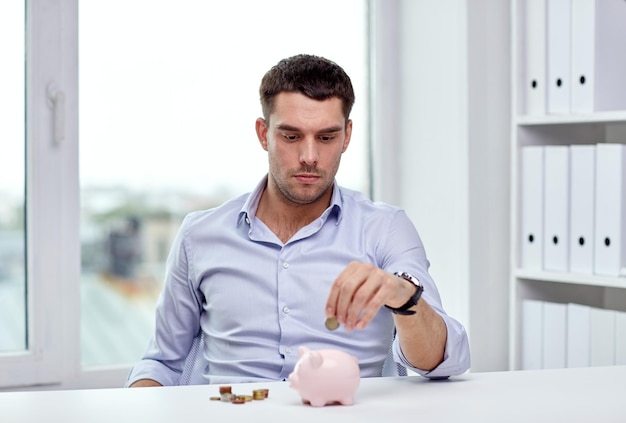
[1,366,624,422]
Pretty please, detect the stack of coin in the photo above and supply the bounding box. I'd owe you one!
[211,386,269,404]
[219,385,233,402]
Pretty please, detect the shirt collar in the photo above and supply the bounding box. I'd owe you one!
[238,175,344,227]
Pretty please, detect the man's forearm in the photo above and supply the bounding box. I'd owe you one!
[395,300,447,371]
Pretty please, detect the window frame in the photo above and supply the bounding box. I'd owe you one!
[0,0,82,389]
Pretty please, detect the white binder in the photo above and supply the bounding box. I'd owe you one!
[543,146,569,272]
[616,311,626,366]
[566,303,591,368]
[568,145,595,274]
[571,0,626,113]
[546,0,571,114]
[521,146,544,270]
[523,0,547,115]
[522,300,544,370]
[590,307,616,366]
[594,144,626,277]
[542,302,567,369]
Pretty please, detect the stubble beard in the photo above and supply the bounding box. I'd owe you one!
[270,165,336,207]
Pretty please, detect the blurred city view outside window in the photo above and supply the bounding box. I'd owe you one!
[0,2,26,354]
[79,0,369,367]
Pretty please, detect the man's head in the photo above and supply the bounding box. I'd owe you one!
[259,54,355,124]
[255,55,354,210]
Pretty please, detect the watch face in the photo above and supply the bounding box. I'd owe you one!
[395,272,421,287]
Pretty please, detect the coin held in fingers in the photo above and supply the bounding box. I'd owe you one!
[325,316,340,331]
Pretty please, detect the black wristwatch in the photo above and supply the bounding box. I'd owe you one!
[384,272,424,315]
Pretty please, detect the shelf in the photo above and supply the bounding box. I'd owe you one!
[514,269,626,289]
[510,0,626,371]
[516,111,626,126]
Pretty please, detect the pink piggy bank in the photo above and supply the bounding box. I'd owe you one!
[288,346,360,407]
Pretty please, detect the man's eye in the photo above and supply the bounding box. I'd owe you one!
[283,134,299,141]
[319,135,335,142]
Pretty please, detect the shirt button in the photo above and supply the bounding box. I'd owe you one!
[283,262,289,269]
[282,306,290,314]
[285,347,292,354]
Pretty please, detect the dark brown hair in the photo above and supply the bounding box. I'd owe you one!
[259,54,355,122]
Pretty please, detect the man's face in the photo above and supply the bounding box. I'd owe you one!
[256,92,352,206]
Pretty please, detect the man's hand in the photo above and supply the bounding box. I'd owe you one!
[326,261,447,370]
[325,261,415,331]
[129,379,162,388]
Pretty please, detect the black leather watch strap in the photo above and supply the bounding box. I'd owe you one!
[385,272,424,315]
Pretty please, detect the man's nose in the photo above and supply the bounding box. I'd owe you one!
[300,138,319,165]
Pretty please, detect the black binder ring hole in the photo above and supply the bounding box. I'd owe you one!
[579,75,586,85]
[556,78,562,87]
[552,235,559,245]
[578,237,585,246]
[605,237,611,247]
[531,80,537,89]
[528,234,534,243]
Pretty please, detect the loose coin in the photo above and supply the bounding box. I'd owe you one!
[325,316,339,331]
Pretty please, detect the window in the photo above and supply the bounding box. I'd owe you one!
[79,0,369,368]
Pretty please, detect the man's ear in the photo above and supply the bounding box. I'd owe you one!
[256,117,269,151]
[341,119,353,153]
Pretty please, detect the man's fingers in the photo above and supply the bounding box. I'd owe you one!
[327,262,400,331]
[354,288,388,330]
[326,261,362,322]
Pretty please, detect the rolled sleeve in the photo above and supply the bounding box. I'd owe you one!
[393,313,471,379]
[382,210,471,379]
[125,358,182,387]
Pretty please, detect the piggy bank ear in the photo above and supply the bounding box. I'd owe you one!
[308,351,324,369]
[297,346,310,358]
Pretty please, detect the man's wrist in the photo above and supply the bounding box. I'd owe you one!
[384,272,423,315]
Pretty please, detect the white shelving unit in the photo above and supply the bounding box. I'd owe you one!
[509,0,626,370]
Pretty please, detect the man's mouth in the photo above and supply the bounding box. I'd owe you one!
[294,173,320,184]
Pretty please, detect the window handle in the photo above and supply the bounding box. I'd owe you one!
[47,82,65,145]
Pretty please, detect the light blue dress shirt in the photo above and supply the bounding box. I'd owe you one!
[126,177,470,386]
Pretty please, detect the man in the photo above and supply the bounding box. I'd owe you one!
[127,54,470,387]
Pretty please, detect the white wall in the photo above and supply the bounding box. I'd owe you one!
[466,0,511,373]
[371,0,511,372]
[397,0,471,335]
